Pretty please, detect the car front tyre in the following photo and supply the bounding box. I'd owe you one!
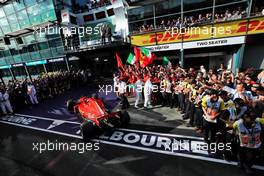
[81,121,96,142]
[120,110,130,127]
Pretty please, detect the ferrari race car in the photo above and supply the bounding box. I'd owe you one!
[67,94,130,141]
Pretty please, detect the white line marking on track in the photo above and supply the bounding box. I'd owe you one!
[0,120,82,139]
[1,113,264,171]
[16,114,204,140]
[117,128,204,140]
[94,138,264,171]
[15,113,80,125]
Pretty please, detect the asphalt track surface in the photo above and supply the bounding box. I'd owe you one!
[0,83,264,176]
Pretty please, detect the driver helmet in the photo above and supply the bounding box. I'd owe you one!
[92,93,99,99]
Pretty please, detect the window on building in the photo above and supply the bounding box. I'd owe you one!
[24,0,37,7]
[17,9,31,28]
[70,15,77,24]
[95,11,106,20]
[107,8,115,17]
[0,8,5,18]
[0,17,11,33]
[3,3,15,15]
[13,1,25,11]
[183,8,213,26]
[28,44,38,52]
[129,19,155,33]
[0,51,4,58]
[24,35,36,45]
[38,42,49,50]
[7,14,20,32]
[155,14,182,30]
[28,4,42,25]
[215,0,243,5]
[128,5,153,21]
[83,14,94,22]
[48,38,63,47]
[251,0,264,16]
[214,1,248,22]
[155,0,181,16]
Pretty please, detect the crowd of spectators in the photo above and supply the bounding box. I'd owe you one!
[253,7,264,17]
[0,70,91,115]
[114,63,264,174]
[135,7,264,33]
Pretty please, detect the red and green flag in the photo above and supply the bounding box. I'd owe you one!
[133,47,155,68]
[126,52,136,65]
[163,56,171,67]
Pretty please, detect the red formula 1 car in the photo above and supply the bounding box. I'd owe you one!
[67,95,130,141]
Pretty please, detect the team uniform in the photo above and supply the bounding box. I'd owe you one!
[27,84,39,105]
[134,79,143,108]
[233,118,264,171]
[202,96,225,143]
[144,78,153,108]
[0,91,13,115]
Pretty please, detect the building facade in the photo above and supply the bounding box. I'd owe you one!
[0,0,129,81]
[0,0,69,81]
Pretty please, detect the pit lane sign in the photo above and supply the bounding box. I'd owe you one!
[183,36,245,49]
[0,114,218,157]
[98,130,225,156]
[145,43,181,51]
[143,36,245,51]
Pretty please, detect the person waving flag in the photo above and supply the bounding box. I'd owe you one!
[115,52,125,72]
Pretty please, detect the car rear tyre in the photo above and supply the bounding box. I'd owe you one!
[67,99,76,112]
[81,121,96,142]
[120,110,130,127]
[76,112,84,122]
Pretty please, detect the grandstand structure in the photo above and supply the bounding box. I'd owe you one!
[127,0,264,71]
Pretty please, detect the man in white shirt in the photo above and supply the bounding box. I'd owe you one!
[27,82,39,105]
[144,75,153,108]
[113,73,119,97]
[0,88,13,115]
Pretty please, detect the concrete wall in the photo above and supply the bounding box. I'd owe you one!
[243,44,264,69]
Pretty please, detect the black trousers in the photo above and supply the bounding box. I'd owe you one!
[165,92,172,107]
[237,147,258,168]
[171,94,179,108]
[194,107,203,128]
[120,94,130,109]
[178,93,185,111]
[203,119,217,143]
[161,92,166,106]
[184,101,195,124]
